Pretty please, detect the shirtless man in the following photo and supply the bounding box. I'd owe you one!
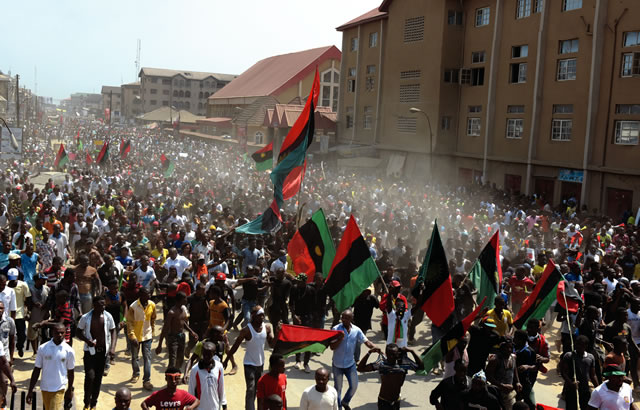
[357,343,423,409]
[156,291,198,371]
[75,254,102,314]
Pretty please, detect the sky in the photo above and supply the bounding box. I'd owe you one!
[1,0,381,100]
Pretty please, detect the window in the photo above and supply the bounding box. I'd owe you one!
[512,45,528,58]
[347,79,356,92]
[506,119,524,139]
[366,65,376,75]
[469,105,482,113]
[471,67,485,86]
[162,79,171,85]
[366,77,375,92]
[508,105,525,113]
[551,119,572,141]
[401,70,421,79]
[399,84,420,103]
[459,69,471,84]
[322,86,331,106]
[397,117,417,133]
[350,37,359,51]
[198,102,203,110]
[553,104,574,114]
[320,68,339,110]
[253,132,264,144]
[162,89,169,95]
[510,63,527,83]
[185,91,191,98]
[441,116,451,130]
[150,100,157,105]
[348,68,356,77]
[444,69,459,83]
[624,32,640,47]
[363,106,373,129]
[472,51,486,64]
[467,118,481,136]
[557,59,577,80]
[616,104,640,114]
[534,0,544,13]
[404,16,425,42]
[448,10,463,25]
[475,7,490,27]
[162,101,168,106]
[615,121,640,145]
[559,39,579,54]
[369,32,378,48]
[346,107,354,128]
[179,90,184,98]
[150,77,158,83]
[199,91,203,99]
[204,92,210,98]
[562,0,582,11]
[516,0,531,19]
[150,89,157,95]
[184,101,190,110]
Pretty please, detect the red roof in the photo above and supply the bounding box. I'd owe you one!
[336,7,388,31]
[210,46,341,100]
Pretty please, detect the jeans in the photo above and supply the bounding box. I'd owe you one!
[79,292,93,315]
[130,339,152,382]
[332,364,358,407]
[83,351,106,406]
[244,364,263,410]
[167,333,186,370]
[15,318,26,351]
[242,299,257,325]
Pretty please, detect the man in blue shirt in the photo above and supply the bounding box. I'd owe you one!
[240,238,261,276]
[20,242,38,286]
[329,309,378,410]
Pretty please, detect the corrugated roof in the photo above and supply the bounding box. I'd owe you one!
[139,67,237,83]
[209,46,341,100]
[264,104,335,130]
[336,7,387,31]
[139,106,204,124]
[101,86,121,94]
[234,96,279,127]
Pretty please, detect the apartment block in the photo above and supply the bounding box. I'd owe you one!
[101,86,121,122]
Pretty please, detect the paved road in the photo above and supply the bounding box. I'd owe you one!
[11,309,567,409]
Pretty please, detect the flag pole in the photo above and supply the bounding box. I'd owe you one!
[559,276,578,410]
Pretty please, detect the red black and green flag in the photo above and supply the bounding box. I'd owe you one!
[96,142,109,165]
[468,231,503,309]
[324,215,380,313]
[120,139,131,159]
[273,324,342,357]
[85,151,93,165]
[54,143,69,170]
[251,142,273,171]
[419,297,487,375]
[236,199,282,235]
[557,279,582,313]
[160,154,175,178]
[514,260,563,329]
[411,221,455,327]
[287,208,336,282]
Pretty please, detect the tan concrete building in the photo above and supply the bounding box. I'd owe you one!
[338,0,640,217]
[0,74,9,115]
[138,68,236,116]
[120,81,142,123]
[101,86,121,122]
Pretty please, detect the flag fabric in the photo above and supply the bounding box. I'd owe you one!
[251,142,273,171]
[411,222,455,327]
[270,69,319,204]
[469,231,502,309]
[236,199,282,235]
[96,142,109,165]
[86,151,93,165]
[557,279,582,313]
[273,324,342,357]
[120,139,131,159]
[160,154,175,178]
[78,139,83,152]
[419,297,487,375]
[54,144,69,169]
[287,209,336,282]
[324,215,380,313]
[514,260,563,329]
[172,112,180,129]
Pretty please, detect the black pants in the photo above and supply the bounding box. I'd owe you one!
[83,351,107,407]
[295,315,313,365]
[378,397,400,410]
[563,385,591,410]
[15,319,26,351]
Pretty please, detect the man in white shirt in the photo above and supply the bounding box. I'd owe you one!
[51,224,70,262]
[588,364,637,410]
[300,368,338,410]
[188,341,226,410]
[135,256,157,292]
[164,247,192,277]
[0,274,16,319]
[0,330,16,406]
[94,211,110,236]
[26,322,75,409]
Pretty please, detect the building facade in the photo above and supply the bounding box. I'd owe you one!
[101,86,122,123]
[120,82,142,123]
[138,68,236,116]
[338,0,640,217]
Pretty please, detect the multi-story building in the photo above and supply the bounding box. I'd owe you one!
[138,68,236,116]
[101,86,122,123]
[120,82,142,123]
[338,0,640,217]
[0,74,9,115]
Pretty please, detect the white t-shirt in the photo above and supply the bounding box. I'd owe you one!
[386,310,410,348]
[588,381,633,410]
[604,277,618,295]
[34,340,75,392]
[628,309,640,345]
[300,385,339,410]
[134,266,157,291]
[164,255,192,277]
[0,287,16,314]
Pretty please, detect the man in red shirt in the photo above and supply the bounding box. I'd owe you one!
[379,281,407,340]
[142,367,199,410]
[257,354,287,410]
[508,265,534,315]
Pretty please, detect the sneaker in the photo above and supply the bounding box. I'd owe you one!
[342,404,351,410]
[103,367,110,377]
[304,364,311,373]
[294,362,302,370]
[129,375,139,384]
[143,381,154,391]
[17,349,23,358]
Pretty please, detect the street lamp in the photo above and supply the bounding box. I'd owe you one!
[409,107,434,176]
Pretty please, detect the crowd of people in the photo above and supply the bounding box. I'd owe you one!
[0,118,638,409]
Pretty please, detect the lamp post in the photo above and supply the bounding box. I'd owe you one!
[409,107,434,177]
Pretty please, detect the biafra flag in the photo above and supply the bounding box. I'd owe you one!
[251,142,273,171]
[419,297,487,375]
[411,221,455,327]
[513,260,563,329]
[324,215,380,313]
[54,143,69,170]
[236,199,282,235]
[273,324,342,357]
[160,154,175,178]
[120,139,131,159]
[468,231,503,309]
[96,142,109,165]
[287,208,336,282]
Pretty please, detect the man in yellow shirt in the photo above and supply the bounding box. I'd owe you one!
[126,288,156,391]
[485,296,513,337]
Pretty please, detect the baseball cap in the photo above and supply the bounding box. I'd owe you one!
[215,272,227,281]
[7,268,18,281]
[8,253,19,261]
[390,280,401,288]
[36,273,47,280]
[603,364,626,377]
[482,318,497,328]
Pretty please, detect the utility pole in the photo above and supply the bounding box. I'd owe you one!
[15,75,20,127]
[109,90,113,135]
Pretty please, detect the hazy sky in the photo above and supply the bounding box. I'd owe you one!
[2,0,381,100]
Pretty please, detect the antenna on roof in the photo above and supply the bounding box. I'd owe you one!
[135,39,141,80]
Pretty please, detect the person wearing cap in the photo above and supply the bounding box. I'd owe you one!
[588,363,637,410]
[485,296,513,337]
[560,335,598,410]
[467,315,501,376]
[461,370,501,410]
[380,280,407,340]
[142,366,199,410]
[485,337,521,409]
[7,267,29,357]
[94,211,110,236]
